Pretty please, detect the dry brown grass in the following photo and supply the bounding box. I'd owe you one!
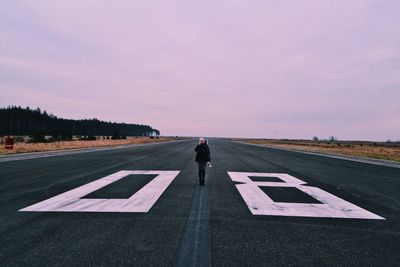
[235,139,400,162]
[0,137,179,155]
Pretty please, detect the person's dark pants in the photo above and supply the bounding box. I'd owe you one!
[197,161,206,185]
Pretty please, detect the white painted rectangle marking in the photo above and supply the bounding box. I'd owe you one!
[228,172,384,220]
[20,170,180,213]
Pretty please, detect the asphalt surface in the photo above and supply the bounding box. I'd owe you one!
[0,139,399,266]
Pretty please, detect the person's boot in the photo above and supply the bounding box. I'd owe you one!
[198,171,202,185]
[200,171,205,186]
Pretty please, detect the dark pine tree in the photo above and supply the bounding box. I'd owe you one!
[0,106,160,140]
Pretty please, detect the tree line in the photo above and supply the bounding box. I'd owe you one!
[0,106,160,141]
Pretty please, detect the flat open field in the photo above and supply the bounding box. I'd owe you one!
[0,137,178,155]
[235,139,400,162]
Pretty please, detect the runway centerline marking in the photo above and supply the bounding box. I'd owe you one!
[228,172,384,220]
[20,170,180,213]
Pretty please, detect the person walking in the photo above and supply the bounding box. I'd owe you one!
[194,137,211,186]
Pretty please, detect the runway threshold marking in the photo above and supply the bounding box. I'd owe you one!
[20,170,180,213]
[228,172,385,220]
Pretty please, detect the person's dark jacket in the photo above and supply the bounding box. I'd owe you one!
[195,143,211,162]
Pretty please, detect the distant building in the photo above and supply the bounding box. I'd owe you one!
[149,131,159,137]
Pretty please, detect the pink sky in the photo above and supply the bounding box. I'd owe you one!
[0,1,399,140]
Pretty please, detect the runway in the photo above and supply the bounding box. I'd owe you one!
[0,138,399,266]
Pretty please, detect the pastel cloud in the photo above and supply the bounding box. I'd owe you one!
[0,0,399,140]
